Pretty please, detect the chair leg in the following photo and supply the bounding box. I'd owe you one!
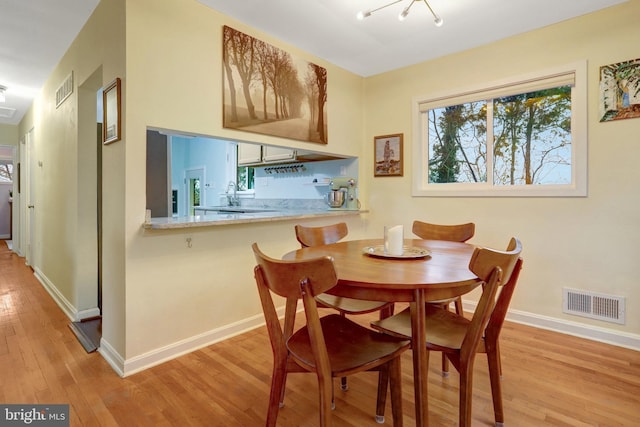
[454,296,464,315]
[458,362,475,427]
[487,347,505,426]
[441,353,450,377]
[380,303,395,319]
[441,300,454,377]
[318,375,333,427]
[389,358,404,426]
[278,372,287,408]
[496,340,503,379]
[267,363,287,427]
[375,368,389,423]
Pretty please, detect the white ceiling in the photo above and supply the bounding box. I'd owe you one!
[0,0,626,126]
[0,0,100,125]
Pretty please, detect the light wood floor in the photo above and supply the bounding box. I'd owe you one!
[1,241,639,426]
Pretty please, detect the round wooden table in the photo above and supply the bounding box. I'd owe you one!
[283,238,480,427]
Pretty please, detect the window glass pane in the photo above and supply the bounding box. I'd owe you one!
[190,178,200,207]
[0,163,13,183]
[237,166,255,191]
[428,101,487,184]
[493,86,572,186]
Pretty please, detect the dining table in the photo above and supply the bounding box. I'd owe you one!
[282,238,481,427]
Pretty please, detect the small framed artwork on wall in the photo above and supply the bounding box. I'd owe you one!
[103,78,122,144]
[374,133,403,177]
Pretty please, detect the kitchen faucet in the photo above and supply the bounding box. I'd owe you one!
[226,181,239,206]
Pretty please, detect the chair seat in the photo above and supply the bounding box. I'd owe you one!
[316,294,391,315]
[288,314,410,375]
[371,305,483,352]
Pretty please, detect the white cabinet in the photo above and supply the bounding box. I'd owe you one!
[263,146,296,163]
[237,143,296,165]
[237,143,262,165]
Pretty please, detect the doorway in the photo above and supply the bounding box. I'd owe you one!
[185,168,204,215]
[0,145,14,241]
[69,69,103,353]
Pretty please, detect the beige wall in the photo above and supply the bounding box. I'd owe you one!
[17,0,127,355]
[121,0,366,370]
[364,1,640,335]
[0,124,18,146]
[15,0,639,376]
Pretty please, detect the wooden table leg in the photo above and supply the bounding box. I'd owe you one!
[411,289,429,427]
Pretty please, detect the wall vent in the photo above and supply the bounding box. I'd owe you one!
[55,71,74,108]
[562,288,625,324]
[0,106,17,118]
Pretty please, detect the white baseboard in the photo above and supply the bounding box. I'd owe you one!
[464,302,640,351]
[98,338,125,377]
[117,307,290,377]
[33,268,100,322]
[34,268,76,321]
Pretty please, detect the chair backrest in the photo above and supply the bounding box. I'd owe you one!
[485,256,523,346]
[461,238,522,360]
[295,222,348,248]
[252,243,338,367]
[412,221,475,242]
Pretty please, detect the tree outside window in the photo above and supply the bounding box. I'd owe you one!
[428,87,571,186]
[0,162,13,183]
[414,61,587,197]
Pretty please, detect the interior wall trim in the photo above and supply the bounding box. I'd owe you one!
[464,302,640,351]
[116,305,293,377]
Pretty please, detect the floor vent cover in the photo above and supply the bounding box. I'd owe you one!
[562,288,625,324]
[56,71,74,108]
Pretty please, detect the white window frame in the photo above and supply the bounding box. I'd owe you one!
[412,61,587,197]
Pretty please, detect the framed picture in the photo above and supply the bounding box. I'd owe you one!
[374,133,403,177]
[223,26,328,144]
[599,58,640,122]
[103,78,121,144]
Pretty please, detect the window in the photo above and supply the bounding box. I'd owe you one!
[412,61,587,197]
[236,166,255,191]
[0,161,13,183]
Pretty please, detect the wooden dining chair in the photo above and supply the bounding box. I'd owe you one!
[295,223,396,397]
[252,243,410,427]
[372,238,523,427]
[412,221,475,316]
[412,220,476,374]
[295,223,394,320]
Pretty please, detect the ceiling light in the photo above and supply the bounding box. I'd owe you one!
[0,86,6,103]
[358,0,443,27]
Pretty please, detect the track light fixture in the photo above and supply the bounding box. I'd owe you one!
[357,0,443,27]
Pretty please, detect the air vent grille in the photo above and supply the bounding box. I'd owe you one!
[562,288,625,324]
[0,106,16,118]
[56,71,74,108]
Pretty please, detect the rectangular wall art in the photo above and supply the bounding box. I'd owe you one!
[599,58,640,122]
[223,26,328,144]
[374,133,403,177]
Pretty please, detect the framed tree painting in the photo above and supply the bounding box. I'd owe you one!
[223,26,328,144]
[374,133,403,177]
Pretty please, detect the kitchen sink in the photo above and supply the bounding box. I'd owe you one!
[194,206,279,215]
[209,206,277,214]
[216,208,276,214]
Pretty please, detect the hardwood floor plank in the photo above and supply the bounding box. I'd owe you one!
[1,242,639,426]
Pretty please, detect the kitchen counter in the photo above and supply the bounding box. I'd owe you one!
[143,207,366,230]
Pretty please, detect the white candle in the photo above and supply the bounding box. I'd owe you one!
[384,225,404,256]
